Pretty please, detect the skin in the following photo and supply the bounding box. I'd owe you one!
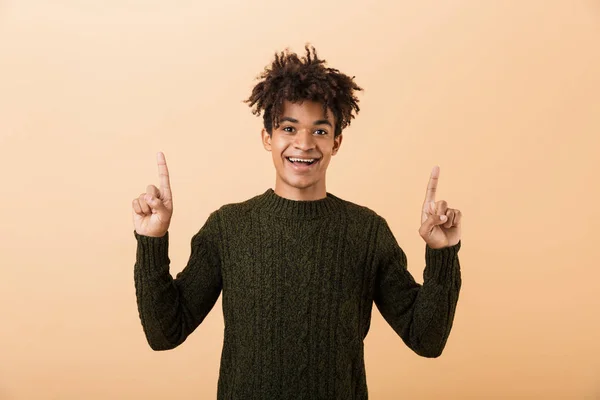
[261,100,342,201]
[132,104,462,249]
[132,152,172,238]
[419,166,463,249]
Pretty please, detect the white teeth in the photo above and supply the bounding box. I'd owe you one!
[288,157,315,163]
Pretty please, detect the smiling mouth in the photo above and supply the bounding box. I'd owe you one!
[286,157,320,166]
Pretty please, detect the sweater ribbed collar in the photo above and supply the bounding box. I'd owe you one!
[256,188,343,219]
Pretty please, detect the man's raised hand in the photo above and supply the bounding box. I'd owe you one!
[132,152,174,237]
[418,165,462,249]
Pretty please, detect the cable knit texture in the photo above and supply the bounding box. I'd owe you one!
[133,188,462,399]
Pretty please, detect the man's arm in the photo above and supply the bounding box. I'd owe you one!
[133,211,223,351]
[373,217,462,358]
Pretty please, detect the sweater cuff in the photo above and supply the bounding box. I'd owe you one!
[134,230,170,267]
[423,240,461,285]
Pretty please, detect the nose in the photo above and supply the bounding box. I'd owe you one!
[293,128,316,151]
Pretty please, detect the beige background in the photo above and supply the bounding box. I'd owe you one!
[1,1,599,399]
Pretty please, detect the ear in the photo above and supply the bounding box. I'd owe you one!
[331,133,343,155]
[261,128,272,151]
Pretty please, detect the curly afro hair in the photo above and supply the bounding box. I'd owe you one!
[244,44,363,137]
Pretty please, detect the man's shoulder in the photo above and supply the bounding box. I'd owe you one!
[329,193,384,222]
[211,191,266,218]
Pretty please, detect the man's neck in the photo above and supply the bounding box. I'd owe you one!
[273,182,327,201]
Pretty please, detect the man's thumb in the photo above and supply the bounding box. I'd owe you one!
[145,194,166,213]
[423,214,447,232]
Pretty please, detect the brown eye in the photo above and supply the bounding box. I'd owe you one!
[283,126,294,132]
[315,129,327,135]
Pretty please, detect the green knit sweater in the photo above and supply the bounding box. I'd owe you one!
[134,188,462,399]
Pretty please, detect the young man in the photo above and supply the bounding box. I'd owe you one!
[132,45,462,400]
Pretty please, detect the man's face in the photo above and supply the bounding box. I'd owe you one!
[261,100,342,200]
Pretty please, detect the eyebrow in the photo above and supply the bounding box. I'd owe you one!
[280,116,332,127]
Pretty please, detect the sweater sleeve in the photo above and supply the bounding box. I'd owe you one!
[133,211,223,351]
[373,216,462,358]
